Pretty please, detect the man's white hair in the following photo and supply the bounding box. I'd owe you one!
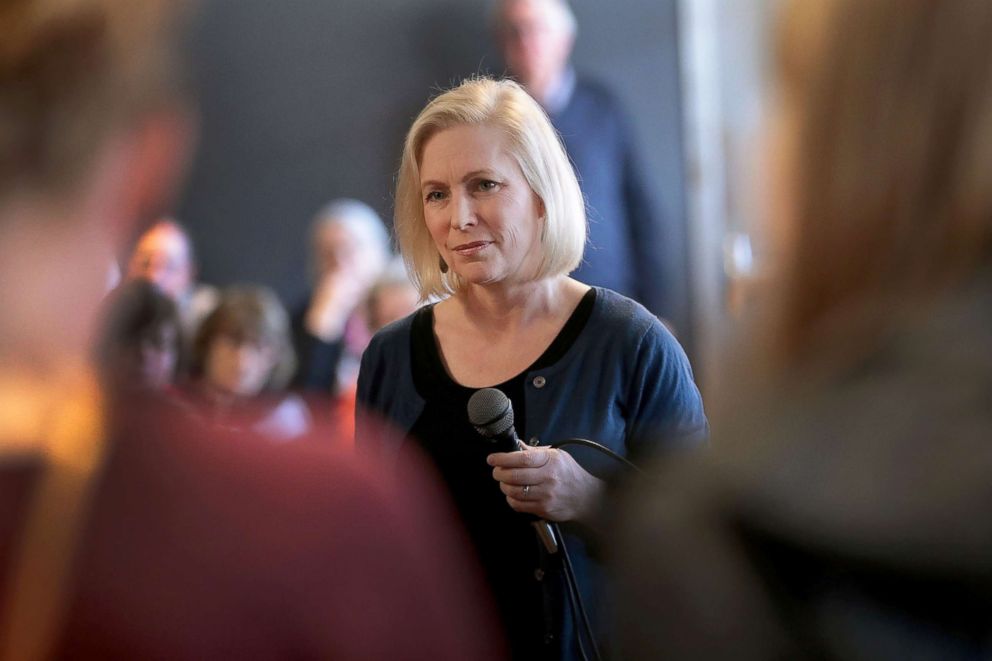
[491,0,578,38]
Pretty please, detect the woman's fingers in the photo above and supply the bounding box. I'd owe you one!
[486,445,549,469]
[491,465,543,485]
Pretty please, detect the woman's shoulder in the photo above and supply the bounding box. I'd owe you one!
[591,286,651,318]
[589,287,677,343]
[365,306,423,353]
[361,305,436,379]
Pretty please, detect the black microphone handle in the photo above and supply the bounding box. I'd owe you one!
[468,388,558,553]
[488,426,522,454]
[495,426,559,554]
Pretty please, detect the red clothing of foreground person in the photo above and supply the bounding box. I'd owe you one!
[0,381,504,660]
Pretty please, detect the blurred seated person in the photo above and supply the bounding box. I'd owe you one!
[366,258,423,333]
[612,1,992,659]
[94,280,182,398]
[185,286,311,441]
[292,199,390,396]
[331,259,422,442]
[126,217,218,343]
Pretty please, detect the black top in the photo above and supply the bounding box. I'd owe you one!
[408,288,596,660]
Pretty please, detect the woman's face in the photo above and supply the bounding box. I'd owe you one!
[419,123,545,288]
[203,333,276,397]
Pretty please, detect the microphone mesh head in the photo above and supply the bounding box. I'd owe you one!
[467,388,514,438]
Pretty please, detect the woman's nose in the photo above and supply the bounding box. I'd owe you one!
[450,192,476,230]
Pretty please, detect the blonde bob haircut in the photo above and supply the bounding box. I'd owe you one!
[394,77,586,300]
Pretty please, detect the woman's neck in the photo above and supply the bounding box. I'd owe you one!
[452,276,585,333]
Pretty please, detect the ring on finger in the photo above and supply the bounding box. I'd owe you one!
[522,484,531,497]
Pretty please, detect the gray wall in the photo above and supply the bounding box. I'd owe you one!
[178,0,689,345]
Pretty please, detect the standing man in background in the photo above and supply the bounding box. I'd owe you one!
[492,0,672,324]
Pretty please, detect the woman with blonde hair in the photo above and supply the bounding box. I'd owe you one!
[614,1,992,658]
[358,77,707,659]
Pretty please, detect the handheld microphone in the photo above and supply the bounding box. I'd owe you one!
[467,387,523,453]
[467,388,558,554]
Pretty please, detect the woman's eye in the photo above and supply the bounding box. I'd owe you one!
[478,180,500,192]
[425,190,446,203]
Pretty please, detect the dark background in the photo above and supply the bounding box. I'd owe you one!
[177,0,689,349]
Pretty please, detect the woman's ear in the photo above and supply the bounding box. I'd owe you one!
[537,198,548,240]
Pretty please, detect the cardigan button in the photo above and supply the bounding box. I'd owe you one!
[534,569,545,581]
[532,375,546,388]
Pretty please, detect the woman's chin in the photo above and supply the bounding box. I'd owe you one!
[456,267,544,291]
[452,264,501,286]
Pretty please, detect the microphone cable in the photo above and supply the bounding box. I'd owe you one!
[467,390,643,661]
[547,438,642,661]
[553,521,599,661]
[549,437,643,474]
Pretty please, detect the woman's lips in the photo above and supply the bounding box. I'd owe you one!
[452,241,491,256]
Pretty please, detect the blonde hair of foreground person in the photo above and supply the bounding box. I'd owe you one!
[393,77,586,300]
[611,3,992,659]
[765,0,992,372]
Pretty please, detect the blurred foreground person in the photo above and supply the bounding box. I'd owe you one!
[184,286,311,441]
[613,1,992,659]
[0,1,503,659]
[359,77,706,660]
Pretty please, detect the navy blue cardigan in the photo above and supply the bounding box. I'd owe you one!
[356,287,706,659]
[356,288,705,469]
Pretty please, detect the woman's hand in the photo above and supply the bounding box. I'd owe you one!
[487,445,605,525]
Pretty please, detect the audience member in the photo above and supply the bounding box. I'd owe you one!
[612,1,992,659]
[184,286,310,441]
[0,1,505,658]
[326,259,421,443]
[126,217,218,342]
[365,258,423,333]
[292,199,391,396]
[491,0,671,321]
[94,280,182,396]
